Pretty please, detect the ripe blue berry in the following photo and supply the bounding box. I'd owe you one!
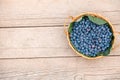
[70,16,113,57]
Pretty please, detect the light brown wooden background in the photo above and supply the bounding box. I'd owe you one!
[0,0,120,80]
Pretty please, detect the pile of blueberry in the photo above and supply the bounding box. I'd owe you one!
[70,16,113,57]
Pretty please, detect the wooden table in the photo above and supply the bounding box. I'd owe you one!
[0,0,120,80]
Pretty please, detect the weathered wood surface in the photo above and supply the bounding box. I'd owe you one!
[0,0,120,80]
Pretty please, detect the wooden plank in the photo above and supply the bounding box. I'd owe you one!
[0,56,120,80]
[0,12,120,27]
[0,0,120,27]
[0,27,68,48]
[85,73,120,80]
[0,26,120,58]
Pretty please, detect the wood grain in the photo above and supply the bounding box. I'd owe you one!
[0,0,120,27]
[0,56,120,80]
[0,0,120,80]
[0,26,120,58]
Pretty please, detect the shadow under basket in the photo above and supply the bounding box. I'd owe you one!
[64,12,120,59]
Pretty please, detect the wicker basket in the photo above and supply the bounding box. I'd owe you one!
[64,12,119,59]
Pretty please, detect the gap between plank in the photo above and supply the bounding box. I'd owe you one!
[0,55,119,60]
[0,25,64,29]
[0,24,119,29]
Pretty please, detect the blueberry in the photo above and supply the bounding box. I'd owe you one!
[70,16,112,57]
